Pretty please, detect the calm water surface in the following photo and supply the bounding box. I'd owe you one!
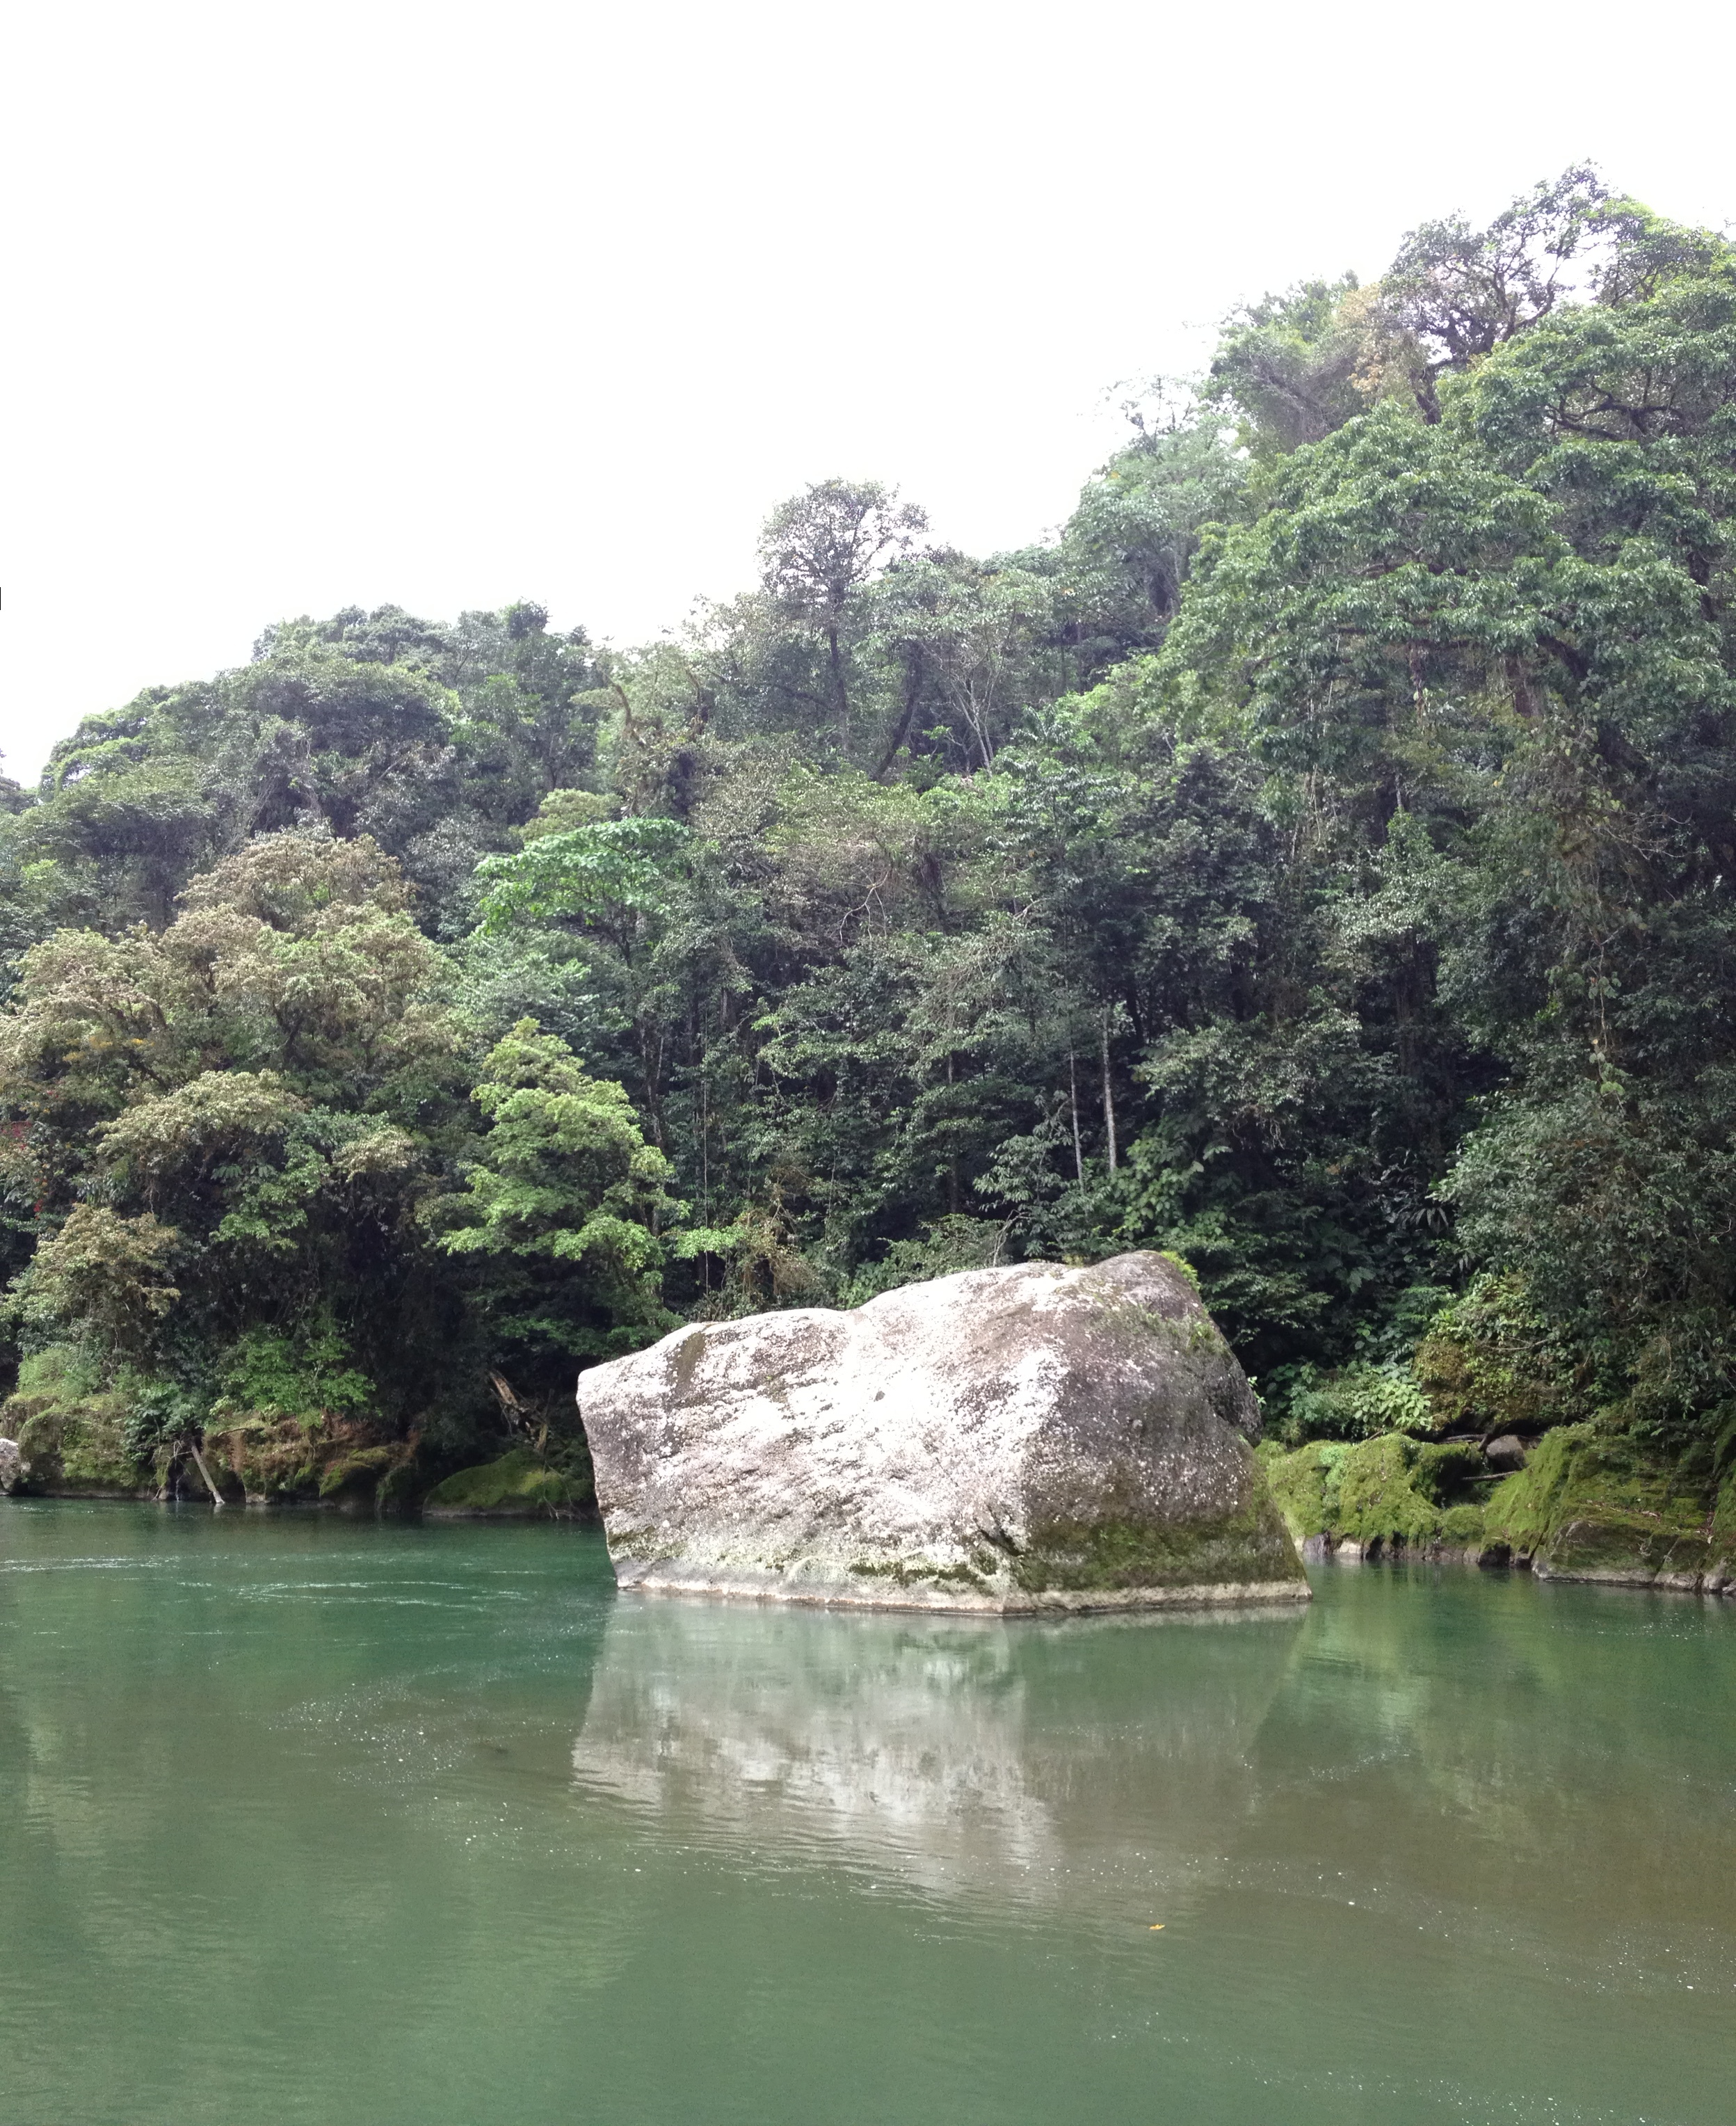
[1,1502,1732,2125]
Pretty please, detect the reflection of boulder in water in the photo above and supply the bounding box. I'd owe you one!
[572,1597,1303,1906]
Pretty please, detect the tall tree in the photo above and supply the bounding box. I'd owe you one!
[758,479,929,751]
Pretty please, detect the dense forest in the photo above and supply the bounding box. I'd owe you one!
[3,169,1734,1533]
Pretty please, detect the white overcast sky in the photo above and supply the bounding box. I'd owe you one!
[3,0,1732,783]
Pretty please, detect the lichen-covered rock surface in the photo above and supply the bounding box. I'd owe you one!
[578,1251,1308,1611]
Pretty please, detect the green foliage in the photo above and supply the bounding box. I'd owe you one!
[1411,1274,1573,1435]
[0,835,661,1485]
[3,170,1735,1508]
[517,788,618,842]
[757,479,929,752]
[1273,1361,1434,1446]
[1,1345,146,1493]
[1206,275,1382,456]
[13,1208,182,1358]
[840,1215,1011,1306]
[438,1019,680,1361]
[1155,180,1736,1457]
[212,1325,375,1422]
[474,817,689,933]
[0,833,464,1418]
[1204,166,1609,451]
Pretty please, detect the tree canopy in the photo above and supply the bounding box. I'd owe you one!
[5,170,1733,1503]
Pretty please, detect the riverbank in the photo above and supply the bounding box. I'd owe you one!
[0,1350,600,1517]
[1260,1425,1736,1594]
[0,1426,595,1521]
[10,1404,1736,1590]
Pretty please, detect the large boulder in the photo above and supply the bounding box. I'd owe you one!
[578,1251,1308,1612]
[0,1437,22,1496]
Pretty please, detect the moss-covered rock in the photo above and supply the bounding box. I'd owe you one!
[421,1447,589,1517]
[1483,1425,1732,1590]
[1260,1433,1486,1557]
[1337,1435,1477,1550]
[204,1412,417,1506]
[1012,1478,1304,1595]
[1258,1438,1332,1540]
[1,1350,152,1496]
[583,1252,1308,1611]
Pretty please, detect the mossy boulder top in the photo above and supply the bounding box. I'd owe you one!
[578,1252,1308,1613]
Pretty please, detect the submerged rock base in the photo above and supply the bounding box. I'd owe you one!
[606,1564,1308,1613]
[579,1252,1308,1613]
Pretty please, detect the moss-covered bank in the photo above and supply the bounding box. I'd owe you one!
[0,1348,593,1517]
[1262,1425,1736,1593]
[1260,1434,1486,1559]
[421,1448,590,1517]
[2,1350,161,1497]
[1481,1426,1735,1590]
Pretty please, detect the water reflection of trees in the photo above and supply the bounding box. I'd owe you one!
[1239,1566,1736,1960]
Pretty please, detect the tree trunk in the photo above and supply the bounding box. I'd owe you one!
[186,1438,225,1507]
[873,649,924,781]
[828,625,849,750]
[1100,1011,1118,1176]
[947,1051,959,1213]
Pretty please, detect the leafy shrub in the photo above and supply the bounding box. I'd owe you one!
[211,1325,375,1423]
[1269,1359,1433,1446]
[842,1215,1011,1306]
[1413,1274,1573,1436]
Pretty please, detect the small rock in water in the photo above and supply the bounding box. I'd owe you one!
[578,1251,1308,1613]
[0,1437,22,1496]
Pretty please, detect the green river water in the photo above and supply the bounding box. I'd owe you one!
[1,1503,1732,2125]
